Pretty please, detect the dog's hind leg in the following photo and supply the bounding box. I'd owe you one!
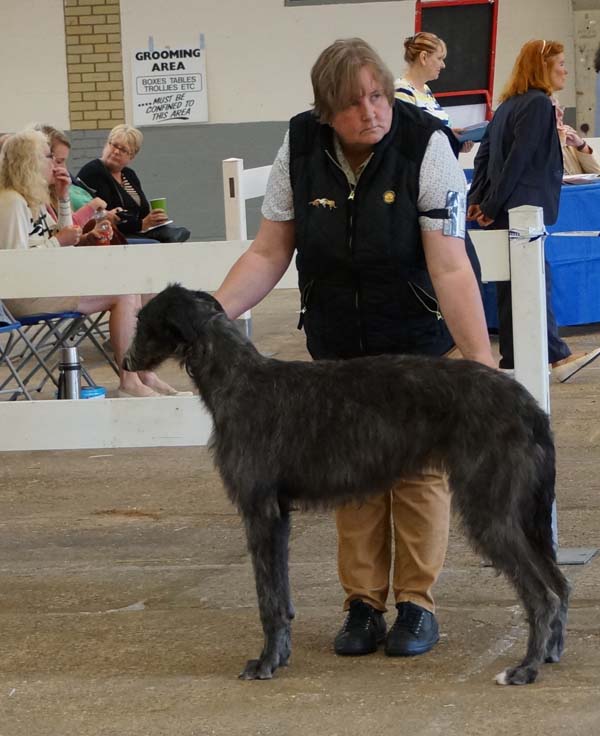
[483,531,561,686]
[544,570,570,664]
[239,502,294,680]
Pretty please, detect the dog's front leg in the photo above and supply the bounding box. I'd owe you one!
[239,506,293,680]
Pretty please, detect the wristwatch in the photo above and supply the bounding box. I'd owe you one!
[577,140,588,152]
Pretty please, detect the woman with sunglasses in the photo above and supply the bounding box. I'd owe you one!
[77,124,189,242]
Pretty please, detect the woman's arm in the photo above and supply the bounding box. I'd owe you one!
[214,218,295,319]
[0,192,32,250]
[422,230,495,367]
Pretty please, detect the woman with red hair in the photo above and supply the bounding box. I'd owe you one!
[468,39,600,382]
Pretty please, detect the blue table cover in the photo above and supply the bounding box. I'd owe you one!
[479,181,600,328]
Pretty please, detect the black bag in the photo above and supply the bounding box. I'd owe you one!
[145,223,191,243]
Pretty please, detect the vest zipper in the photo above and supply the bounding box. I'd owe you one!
[325,149,364,353]
[297,279,314,330]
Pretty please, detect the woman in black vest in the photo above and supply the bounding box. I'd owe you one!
[214,38,494,659]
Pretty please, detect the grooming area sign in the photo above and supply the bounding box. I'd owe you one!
[131,37,208,126]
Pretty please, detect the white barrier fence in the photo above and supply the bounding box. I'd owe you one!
[0,241,296,451]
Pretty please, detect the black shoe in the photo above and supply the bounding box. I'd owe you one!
[334,600,387,656]
[384,601,439,657]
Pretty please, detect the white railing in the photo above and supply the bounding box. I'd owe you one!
[0,241,296,451]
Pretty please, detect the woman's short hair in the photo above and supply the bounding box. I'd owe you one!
[403,32,446,64]
[107,124,143,156]
[311,38,395,123]
[500,39,564,101]
[0,129,49,216]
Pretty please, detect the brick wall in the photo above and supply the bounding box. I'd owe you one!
[63,0,124,130]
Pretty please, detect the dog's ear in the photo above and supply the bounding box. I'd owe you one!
[193,290,225,313]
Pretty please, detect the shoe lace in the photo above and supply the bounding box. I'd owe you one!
[341,601,377,632]
[393,605,426,635]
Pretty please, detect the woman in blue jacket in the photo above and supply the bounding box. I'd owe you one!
[468,39,600,381]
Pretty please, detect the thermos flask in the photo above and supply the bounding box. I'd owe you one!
[57,346,81,399]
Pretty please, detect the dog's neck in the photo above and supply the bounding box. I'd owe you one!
[186,317,263,412]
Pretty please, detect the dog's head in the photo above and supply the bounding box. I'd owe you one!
[123,284,225,372]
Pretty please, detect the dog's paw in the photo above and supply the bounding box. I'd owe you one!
[495,665,538,686]
[239,658,275,680]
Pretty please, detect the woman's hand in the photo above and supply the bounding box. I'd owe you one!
[467,204,481,221]
[55,225,82,246]
[452,128,474,153]
[105,207,124,225]
[89,196,108,211]
[476,212,494,227]
[80,221,114,246]
[560,124,587,150]
[52,164,72,202]
[141,208,169,231]
[467,204,494,228]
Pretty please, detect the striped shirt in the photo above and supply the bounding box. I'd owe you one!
[394,77,450,126]
[121,174,141,206]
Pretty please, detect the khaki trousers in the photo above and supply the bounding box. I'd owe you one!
[336,471,450,613]
[335,347,460,614]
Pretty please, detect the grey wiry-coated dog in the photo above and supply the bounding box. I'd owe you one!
[123,284,570,686]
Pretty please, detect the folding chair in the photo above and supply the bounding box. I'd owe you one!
[13,310,119,393]
[0,303,57,400]
[0,321,32,400]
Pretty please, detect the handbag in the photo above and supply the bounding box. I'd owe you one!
[144,223,191,243]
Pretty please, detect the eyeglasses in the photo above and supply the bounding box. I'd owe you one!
[108,141,133,156]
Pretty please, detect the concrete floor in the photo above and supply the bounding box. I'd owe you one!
[1,290,599,736]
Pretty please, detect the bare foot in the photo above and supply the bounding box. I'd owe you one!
[118,384,159,398]
[139,374,192,396]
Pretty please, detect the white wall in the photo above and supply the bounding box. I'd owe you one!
[0,0,578,131]
[119,0,415,124]
[119,0,577,124]
[0,0,70,132]
[494,0,575,109]
[573,8,600,133]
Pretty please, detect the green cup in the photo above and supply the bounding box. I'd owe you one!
[149,197,167,214]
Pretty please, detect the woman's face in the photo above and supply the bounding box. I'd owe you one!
[548,53,567,92]
[330,66,393,156]
[51,142,70,167]
[102,137,135,172]
[421,45,446,82]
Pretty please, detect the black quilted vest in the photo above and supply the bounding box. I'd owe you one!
[290,100,455,360]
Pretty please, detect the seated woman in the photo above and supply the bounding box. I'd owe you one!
[34,123,115,229]
[77,124,190,242]
[0,128,191,397]
[554,102,600,175]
